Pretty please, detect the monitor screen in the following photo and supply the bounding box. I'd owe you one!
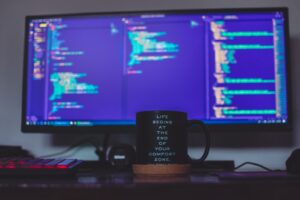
[22,8,291,133]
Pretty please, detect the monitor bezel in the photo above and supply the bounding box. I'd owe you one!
[21,7,292,133]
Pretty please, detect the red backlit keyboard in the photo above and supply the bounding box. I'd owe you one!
[0,158,83,177]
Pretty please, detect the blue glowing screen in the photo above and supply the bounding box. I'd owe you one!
[24,10,289,127]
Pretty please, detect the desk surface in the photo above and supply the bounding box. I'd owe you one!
[0,170,300,200]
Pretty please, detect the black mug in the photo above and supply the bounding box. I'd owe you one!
[136,111,210,165]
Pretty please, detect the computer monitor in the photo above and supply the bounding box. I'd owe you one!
[22,7,291,133]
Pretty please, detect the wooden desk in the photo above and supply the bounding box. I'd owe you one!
[0,171,299,200]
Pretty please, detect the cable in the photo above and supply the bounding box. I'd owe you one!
[51,145,85,159]
[38,137,102,160]
[235,162,273,171]
[102,133,110,156]
[95,133,110,162]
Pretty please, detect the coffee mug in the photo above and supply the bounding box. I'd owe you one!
[135,111,210,165]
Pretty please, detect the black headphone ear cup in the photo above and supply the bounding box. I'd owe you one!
[107,144,136,169]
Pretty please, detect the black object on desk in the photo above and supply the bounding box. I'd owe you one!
[191,160,235,172]
[286,148,300,174]
[216,171,300,180]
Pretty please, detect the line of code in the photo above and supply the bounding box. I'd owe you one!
[206,16,286,123]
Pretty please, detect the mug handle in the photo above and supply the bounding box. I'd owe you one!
[188,120,210,162]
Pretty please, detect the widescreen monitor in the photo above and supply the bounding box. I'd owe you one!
[22,8,291,133]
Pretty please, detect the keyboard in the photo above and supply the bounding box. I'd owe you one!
[0,157,83,177]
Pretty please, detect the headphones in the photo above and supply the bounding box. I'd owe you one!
[106,144,136,170]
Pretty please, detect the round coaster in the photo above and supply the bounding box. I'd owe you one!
[132,164,191,176]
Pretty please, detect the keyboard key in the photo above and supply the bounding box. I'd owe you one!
[0,157,83,177]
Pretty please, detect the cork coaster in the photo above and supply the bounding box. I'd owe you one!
[132,164,191,176]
